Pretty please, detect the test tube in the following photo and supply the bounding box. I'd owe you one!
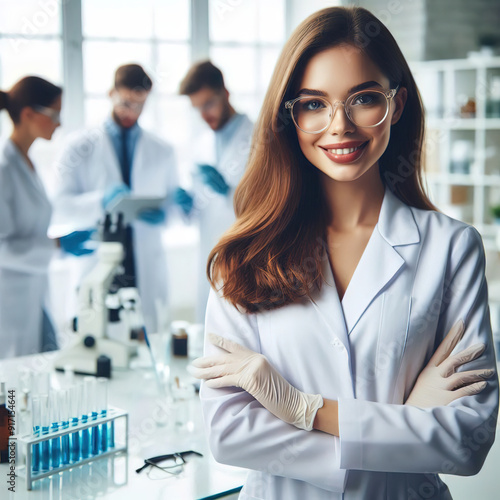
[81,379,91,459]
[40,394,50,471]
[69,383,81,463]
[31,396,41,473]
[85,377,100,455]
[59,389,70,465]
[50,390,61,469]
[97,378,108,452]
[18,368,32,412]
[37,371,51,395]
[108,416,115,449]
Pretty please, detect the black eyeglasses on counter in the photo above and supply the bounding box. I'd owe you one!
[136,450,203,478]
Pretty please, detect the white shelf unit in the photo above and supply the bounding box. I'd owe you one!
[410,57,500,250]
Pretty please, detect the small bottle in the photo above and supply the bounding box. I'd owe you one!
[171,321,189,357]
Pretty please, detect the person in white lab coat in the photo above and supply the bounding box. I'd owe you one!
[0,77,94,359]
[52,64,179,333]
[188,7,499,500]
[177,61,253,322]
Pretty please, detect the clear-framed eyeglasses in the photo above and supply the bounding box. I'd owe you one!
[193,92,225,114]
[145,453,185,480]
[111,93,146,114]
[33,105,61,125]
[284,85,400,133]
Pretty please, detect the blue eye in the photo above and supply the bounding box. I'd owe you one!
[300,99,325,111]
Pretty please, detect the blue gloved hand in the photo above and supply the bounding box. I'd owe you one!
[198,164,230,195]
[138,208,166,225]
[173,187,194,215]
[59,230,96,256]
[102,183,130,210]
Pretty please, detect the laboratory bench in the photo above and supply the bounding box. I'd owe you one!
[1,342,499,499]
[0,339,247,500]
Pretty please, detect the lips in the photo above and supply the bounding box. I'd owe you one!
[319,141,369,164]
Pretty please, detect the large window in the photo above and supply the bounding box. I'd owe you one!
[82,0,191,148]
[208,0,285,122]
[0,0,63,184]
[81,0,193,185]
[0,0,341,187]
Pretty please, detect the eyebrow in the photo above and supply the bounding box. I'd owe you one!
[296,80,383,97]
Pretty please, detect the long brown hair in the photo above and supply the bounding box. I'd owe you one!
[208,6,436,313]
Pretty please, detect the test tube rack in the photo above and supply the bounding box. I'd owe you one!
[10,406,128,490]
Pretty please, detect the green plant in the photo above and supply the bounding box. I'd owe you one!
[491,205,500,219]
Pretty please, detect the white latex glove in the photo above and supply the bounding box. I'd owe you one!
[405,319,495,408]
[188,333,324,431]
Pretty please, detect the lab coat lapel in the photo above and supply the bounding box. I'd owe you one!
[310,256,351,354]
[131,133,143,190]
[341,185,420,335]
[6,140,47,204]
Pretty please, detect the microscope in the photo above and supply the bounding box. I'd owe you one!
[54,214,143,376]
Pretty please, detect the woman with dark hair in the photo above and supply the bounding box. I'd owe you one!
[189,7,498,499]
[0,76,92,359]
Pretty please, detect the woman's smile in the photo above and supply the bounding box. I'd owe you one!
[319,140,369,164]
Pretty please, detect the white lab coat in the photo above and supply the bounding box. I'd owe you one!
[200,184,499,500]
[51,124,179,333]
[0,139,56,358]
[191,114,253,322]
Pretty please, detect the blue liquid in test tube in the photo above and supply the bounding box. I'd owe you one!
[81,380,90,459]
[50,391,61,468]
[31,396,41,473]
[97,378,108,452]
[40,394,50,471]
[59,389,70,465]
[84,377,99,455]
[70,384,81,463]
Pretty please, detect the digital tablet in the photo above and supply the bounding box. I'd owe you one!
[107,195,167,224]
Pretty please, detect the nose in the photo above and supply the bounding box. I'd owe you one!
[327,102,356,136]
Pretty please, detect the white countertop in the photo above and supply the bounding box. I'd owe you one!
[0,339,248,499]
[1,342,499,499]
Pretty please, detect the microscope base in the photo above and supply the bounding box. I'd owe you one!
[54,337,139,376]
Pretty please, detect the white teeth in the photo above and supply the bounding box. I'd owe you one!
[328,144,364,155]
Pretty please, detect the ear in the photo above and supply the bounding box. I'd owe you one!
[20,106,35,123]
[390,86,407,125]
[108,88,114,99]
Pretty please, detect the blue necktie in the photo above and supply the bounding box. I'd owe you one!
[121,128,131,187]
[112,127,136,289]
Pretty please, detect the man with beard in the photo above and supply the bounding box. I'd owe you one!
[52,64,179,334]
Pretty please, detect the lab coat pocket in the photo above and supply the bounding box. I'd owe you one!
[376,291,412,401]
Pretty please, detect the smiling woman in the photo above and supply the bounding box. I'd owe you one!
[188,5,499,500]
